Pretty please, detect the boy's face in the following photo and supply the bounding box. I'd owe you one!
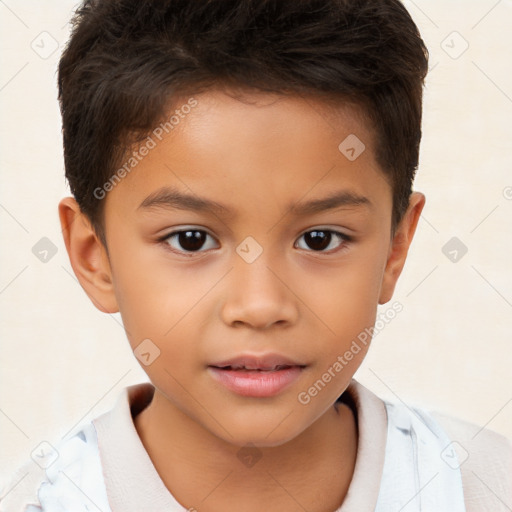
[61,89,424,447]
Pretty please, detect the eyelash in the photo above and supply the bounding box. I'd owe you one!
[158,227,353,256]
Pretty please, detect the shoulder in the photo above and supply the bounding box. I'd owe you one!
[347,380,512,511]
[0,423,111,512]
[432,411,512,512]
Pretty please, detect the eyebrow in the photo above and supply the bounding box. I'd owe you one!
[138,186,372,217]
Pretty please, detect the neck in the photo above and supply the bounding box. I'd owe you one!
[134,388,357,512]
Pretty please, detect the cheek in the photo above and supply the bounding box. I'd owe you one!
[298,252,385,332]
[107,244,180,345]
[293,243,388,379]
[110,246,219,359]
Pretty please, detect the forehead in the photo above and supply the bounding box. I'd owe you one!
[104,88,390,224]
[176,87,375,156]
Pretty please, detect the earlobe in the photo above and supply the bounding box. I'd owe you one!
[378,192,426,305]
[58,197,119,313]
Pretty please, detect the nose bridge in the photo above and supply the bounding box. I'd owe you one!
[220,239,298,329]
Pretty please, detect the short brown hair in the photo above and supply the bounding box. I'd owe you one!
[58,0,429,242]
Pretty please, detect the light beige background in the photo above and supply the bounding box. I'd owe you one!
[1,0,511,493]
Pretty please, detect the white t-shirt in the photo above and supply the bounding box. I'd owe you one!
[2,380,511,511]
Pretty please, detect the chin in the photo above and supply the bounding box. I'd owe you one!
[212,415,308,449]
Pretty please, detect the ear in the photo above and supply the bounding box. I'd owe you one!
[379,192,425,304]
[58,197,119,313]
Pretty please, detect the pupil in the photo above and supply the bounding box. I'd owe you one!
[180,230,206,251]
[305,230,330,251]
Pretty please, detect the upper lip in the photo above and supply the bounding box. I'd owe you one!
[209,353,306,371]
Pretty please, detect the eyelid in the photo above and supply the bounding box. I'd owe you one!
[296,224,354,240]
[158,225,216,239]
[298,225,352,236]
[295,227,352,253]
[158,226,219,254]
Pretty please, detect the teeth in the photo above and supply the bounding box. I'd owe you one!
[225,365,291,371]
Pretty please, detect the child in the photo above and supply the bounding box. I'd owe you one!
[2,0,511,510]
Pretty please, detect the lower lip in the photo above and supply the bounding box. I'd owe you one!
[208,366,304,397]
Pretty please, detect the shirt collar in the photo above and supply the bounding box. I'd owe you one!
[93,379,387,512]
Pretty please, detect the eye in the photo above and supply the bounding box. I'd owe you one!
[295,229,351,253]
[161,228,218,254]
[160,227,351,255]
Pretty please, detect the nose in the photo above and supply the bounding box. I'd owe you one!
[220,251,299,330]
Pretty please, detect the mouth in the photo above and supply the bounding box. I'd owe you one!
[212,364,298,372]
[209,354,306,371]
[208,354,306,397]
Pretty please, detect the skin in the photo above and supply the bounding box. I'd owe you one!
[59,88,425,512]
